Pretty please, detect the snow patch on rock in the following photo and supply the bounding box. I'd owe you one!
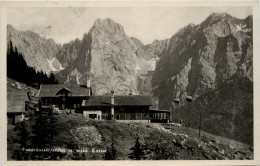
[47,58,64,72]
[147,58,159,71]
[59,63,65,70]
[47,58,58,71]
[235,24,252,32]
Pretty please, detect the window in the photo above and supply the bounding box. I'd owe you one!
[89,114,97,119]
[136,114,142,120]
[125,114,130,120]
[120,106,124,111]
[163,113,166,119]
[74,104,80,108]
[116,114,120,120]
[103,114,108,120]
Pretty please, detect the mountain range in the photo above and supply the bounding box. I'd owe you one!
[7,12,253,144]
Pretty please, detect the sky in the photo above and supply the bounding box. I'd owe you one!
[7,6,252,45]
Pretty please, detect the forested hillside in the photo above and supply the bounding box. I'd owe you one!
[7,40,58,87]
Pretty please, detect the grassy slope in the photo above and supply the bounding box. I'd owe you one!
[8,113,253,160]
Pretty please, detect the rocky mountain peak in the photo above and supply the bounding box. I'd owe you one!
[245,15,253,26]
[246,15,253,20]
[56,17,157,95]
[7,24,15,31]
[210,12,232,18]
[186,23,196,28]
[208,12,235,23]
[91,18,126,36]
[200,12,234,28]
[150,39,160,45]
[130,37,144,47]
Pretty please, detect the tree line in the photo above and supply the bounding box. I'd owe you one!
[7,39,58,88]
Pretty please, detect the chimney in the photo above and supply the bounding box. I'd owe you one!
[129,89,133,95]
[111,90,114,120]
[87,79,91,88]
[86,75,91,95]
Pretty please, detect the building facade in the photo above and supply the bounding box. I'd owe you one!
[38,84,170,123]
[81,95,152,122]
[38,84,91,113]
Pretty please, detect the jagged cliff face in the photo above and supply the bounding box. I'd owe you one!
[7,25,63,72]
[143,39,170,59]
[130,37,168,97]
[152,13,253,109]
[56,18,160,95]
[56,39,82,69]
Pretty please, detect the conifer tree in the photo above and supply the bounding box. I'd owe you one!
[128,136,146,160]
[104,138,117,160]
[12,121,30,160]
[30,106,60,159]
[7,40,59,88]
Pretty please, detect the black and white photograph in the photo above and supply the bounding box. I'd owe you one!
[0,1,259,164]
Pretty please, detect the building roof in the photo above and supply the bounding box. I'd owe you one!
[30,96,39,103]
[39,84,90,97]
[7,86,29,113]
[82,95,153,107]
[149,109,170,113]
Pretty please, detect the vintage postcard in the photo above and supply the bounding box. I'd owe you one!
[0,1,259,166]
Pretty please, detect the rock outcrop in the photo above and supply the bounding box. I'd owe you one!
[56,18,158,95]
[56,38,82,69]
[152,13,253,109]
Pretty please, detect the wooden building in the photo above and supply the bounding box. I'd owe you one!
[38,84,91,112]
[38,84,171,123]
[7,86,29,124]
[81,95,153,122]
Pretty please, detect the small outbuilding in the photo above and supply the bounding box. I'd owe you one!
[7,86,29,124]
